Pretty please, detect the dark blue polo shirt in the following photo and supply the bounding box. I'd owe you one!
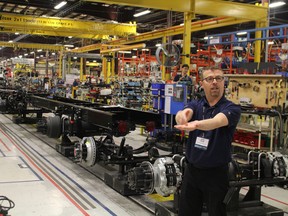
[184,96,241,168]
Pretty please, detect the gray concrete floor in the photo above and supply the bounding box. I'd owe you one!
[0,113,287,216]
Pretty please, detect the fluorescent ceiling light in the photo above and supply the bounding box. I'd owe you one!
[155,43,161,47]
[236,31,247,36]
[133,10,151,17]
[269,1,286,8]
[118,51,131,54]
[64,44,74,47]
[268,41,274,45]
[54,1,67,10]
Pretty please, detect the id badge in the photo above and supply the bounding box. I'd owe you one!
[195,136,209,150]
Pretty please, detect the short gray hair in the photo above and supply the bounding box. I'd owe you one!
[200,66,223,79]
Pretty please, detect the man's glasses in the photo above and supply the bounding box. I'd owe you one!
[203,76,224,83]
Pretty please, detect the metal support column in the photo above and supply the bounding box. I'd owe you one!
[161,36,169,81]
[183,11,194,67]
[45,50,49,76]
[80,57,84,81]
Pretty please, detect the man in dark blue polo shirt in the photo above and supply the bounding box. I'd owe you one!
[175,67,241,216]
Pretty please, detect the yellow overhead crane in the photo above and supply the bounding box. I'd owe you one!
[0,27,109,40]
[0,41,63,51]
[0,12,137,39]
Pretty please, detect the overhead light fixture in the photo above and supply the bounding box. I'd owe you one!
[236,31,247,36]
[64,44,74,48]
[54,1,67,10]
[133,10,151,17]
[118,51,132,54]
[269,1,286,8]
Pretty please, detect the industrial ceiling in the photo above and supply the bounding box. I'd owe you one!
[0,0,287,60]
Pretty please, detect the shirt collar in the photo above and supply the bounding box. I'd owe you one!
[202,95,226,108]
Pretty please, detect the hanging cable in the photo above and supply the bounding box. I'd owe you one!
[0,196,15,216]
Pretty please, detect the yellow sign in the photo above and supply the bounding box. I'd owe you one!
[0,12,137,37]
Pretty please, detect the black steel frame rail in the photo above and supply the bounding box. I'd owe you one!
[30,95,162,130]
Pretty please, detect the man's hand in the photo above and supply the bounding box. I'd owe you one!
[175,108,193,125]
[174,120,199,131]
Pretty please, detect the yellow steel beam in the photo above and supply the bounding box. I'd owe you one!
[71,16,250,53]
[195,0,267,21]
[0,27,109,40]
[100,43,146,53]
[72,44,103,53]
[0,12,136,37]
[0,41,64,51]
[84,0,267,20]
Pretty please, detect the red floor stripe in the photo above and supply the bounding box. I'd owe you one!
[0,128,90,216]
[0,138,11,151]
[242,187,288,206]
[261,193,288,206]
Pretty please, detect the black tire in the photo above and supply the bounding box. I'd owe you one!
[46,116,61,138]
